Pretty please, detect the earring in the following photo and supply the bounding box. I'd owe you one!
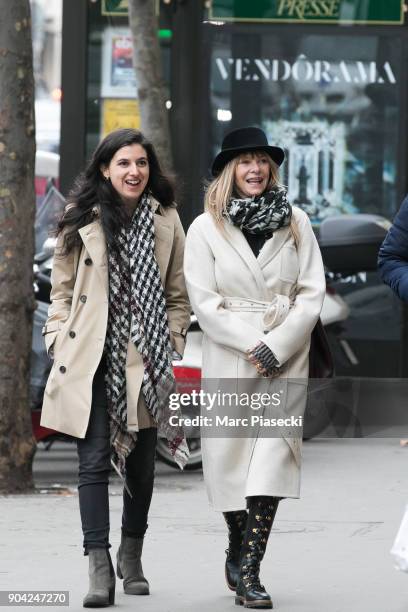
[104,175,110,182]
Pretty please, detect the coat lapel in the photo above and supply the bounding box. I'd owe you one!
[224,222,269,298]
[78,220,108,296]
[257,225,291,268]
[223,222,292,297]
[153,212,172,241]
[151,196,173,245]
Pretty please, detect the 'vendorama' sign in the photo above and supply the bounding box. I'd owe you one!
[214,55,397,84]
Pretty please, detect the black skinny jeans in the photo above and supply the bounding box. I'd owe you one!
[76,358,157,554]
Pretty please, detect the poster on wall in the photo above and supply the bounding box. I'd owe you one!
[102,99,140,136]
[101,27,137,98]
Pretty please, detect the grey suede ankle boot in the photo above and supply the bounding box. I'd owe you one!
[83,549,115,608]
[116,535,149,595]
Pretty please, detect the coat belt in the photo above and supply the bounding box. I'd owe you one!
[223,295,290,331]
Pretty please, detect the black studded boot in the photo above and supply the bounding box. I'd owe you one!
[235,497,279,609]
[223,510,248,591]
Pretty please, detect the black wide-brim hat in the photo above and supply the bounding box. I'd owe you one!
[212,126,285,176]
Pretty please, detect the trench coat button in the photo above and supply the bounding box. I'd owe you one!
[69,331,76,338]
[80,295,87,303]
[59,366,66,373]
[84,258,92,266]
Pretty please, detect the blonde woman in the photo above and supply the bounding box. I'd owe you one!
[184,127,326,609]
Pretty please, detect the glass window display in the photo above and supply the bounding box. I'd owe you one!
[206,24,403,222]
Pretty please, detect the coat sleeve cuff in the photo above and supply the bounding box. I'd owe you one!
[169,327,188,356]
[247,341,281,377]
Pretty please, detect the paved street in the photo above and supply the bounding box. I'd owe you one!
[1,438,408,611]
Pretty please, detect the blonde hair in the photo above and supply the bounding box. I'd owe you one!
[204,151,298,242]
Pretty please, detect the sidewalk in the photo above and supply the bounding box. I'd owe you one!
[1,438,408,611]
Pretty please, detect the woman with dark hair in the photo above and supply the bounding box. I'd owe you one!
[41,128,190,608]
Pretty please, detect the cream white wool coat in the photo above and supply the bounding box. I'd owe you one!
[184,206,325,511]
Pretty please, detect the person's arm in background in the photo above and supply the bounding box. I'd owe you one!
[378,195,408,302]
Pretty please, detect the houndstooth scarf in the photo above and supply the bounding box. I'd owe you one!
[225,186,292,234]
[104,193,189,476]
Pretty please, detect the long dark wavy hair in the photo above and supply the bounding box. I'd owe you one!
[58,128,175,254]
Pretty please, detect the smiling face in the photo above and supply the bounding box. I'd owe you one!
[102,143,150,206]
[234,151,271,197]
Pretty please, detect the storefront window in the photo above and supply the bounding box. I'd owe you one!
[31,0,62,154]
[206,23,403,222]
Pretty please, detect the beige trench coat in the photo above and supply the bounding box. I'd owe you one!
[184,206,326,511]
[41,198,191,438]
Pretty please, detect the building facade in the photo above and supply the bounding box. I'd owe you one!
[61,0,408,376]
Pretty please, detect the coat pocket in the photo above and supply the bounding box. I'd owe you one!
[279,245,299,284]
[42,319,68,356]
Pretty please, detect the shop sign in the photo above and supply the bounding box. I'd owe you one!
[215,55,397,84]
[102,0,129,16]
[101,0,161,17]
[210,0,404,25]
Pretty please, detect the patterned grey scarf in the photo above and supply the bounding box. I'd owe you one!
[104,193,189,475]
[225,186,292,234]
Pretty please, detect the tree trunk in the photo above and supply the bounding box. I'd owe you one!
[128,0,173,171]
[0,0,37,493]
